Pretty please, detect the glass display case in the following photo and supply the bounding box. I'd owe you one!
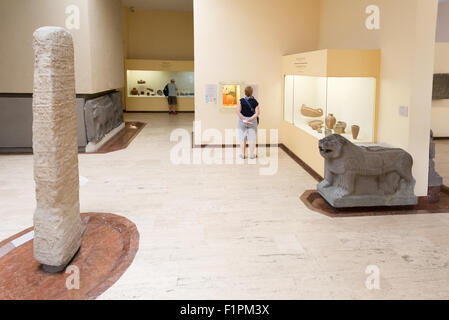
[127,70,194,98]
[284,75,376,142]
[283,49,380,144]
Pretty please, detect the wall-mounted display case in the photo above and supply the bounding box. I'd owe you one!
[127,70,194,98]
[283,49,380,144]
[125,59,194,112]
[284,75,376,142]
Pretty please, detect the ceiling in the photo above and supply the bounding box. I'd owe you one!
[121,0,193,12]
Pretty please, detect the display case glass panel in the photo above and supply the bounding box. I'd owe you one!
[127,70,194,98]
[285,75,376,143]
[284,76,294,124]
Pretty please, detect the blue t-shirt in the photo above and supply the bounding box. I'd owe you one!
[167,83,177,97]
[240,97,259,117]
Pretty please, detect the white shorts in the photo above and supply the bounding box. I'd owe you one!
[238,118,257,143]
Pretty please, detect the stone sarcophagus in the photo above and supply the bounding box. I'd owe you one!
[317,134,418,208]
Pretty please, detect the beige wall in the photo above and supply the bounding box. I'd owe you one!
[431,42,449,137]
[318,0,439,196]
[125,9,194,60]
[436,1,449,42]
[194,0,320,143]
[0,0,123,94]
[87,0,124,93]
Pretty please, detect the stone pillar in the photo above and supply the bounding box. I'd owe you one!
[32,27,82,272]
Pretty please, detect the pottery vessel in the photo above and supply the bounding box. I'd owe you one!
[334,121,347,134]
[225,94,234,105]
[308,120,323,131]
[301,104,323,118]
[130,88,138,95]
[351,125,360,140]
[325,113,336,129]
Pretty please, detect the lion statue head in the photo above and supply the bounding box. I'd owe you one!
[318,134,349,159]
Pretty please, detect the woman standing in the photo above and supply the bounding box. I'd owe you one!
[236,86,260,159]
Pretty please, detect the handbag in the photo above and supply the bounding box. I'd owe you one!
[244,98,260,125]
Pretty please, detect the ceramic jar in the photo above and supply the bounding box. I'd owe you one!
[351,125,360,140]
[325,113,336,129]
[334,121,347,134]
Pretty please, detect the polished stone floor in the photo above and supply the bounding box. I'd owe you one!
[1,113,449,299]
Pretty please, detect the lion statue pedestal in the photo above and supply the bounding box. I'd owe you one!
[317,134,418,208]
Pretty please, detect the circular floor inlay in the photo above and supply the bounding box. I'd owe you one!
[0,213,139,300]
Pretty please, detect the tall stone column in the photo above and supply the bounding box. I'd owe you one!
[32,27,82,272]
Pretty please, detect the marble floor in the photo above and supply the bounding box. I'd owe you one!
[1,113,449,299]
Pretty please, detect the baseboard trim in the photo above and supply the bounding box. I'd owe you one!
[190,132,278,149]
[191,132,323,182]
[124,110,194,113]
[85,122,126,153]
[0,146,87,155]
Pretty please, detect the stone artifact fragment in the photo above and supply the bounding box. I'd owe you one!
[428,130,443,203]
[317,134,418,208]
[84,93,123,143]
[32,27,82,272]
[308,120,323,131]
[432,73,449,100]
[325,113,336,129]
[301,104,323,118]
[108,91,124,129]
[351,125,360,140]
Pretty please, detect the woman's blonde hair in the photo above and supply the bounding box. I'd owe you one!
[244,86,253,97]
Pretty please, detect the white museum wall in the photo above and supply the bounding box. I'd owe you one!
[0,0,123,94]
[431,42,449,137]
[193,0,320,143]
[318,0,439,196]
[87,0,124,94]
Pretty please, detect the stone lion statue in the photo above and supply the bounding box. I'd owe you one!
[317,134,417,207]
